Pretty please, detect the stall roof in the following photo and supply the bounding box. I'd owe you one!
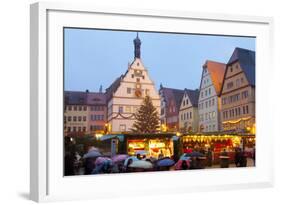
[101,133,176,140]
[100,134,124,142]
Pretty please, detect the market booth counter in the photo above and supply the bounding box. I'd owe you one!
[100,133,179,160]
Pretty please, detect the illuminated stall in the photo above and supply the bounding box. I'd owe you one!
[181,134,255,164]
[127,138,174,158]
[100,133,176,159]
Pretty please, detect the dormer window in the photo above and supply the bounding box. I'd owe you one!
[92,98,101,102]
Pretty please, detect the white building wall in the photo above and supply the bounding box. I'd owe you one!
[179,93,199,132]
[198,69,220,132]
[108,58,160,132]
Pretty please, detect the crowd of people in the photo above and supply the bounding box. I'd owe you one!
[64,145,256,176]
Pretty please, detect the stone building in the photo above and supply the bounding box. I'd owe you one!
[220,48,255,133]
[64,90,107,136]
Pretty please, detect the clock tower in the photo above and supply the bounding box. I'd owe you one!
[106,33,161,132]
[134,32,141,59]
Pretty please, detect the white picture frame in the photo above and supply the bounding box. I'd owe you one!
[30,2,274,202]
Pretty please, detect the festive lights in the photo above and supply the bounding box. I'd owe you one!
[222,117,252,124]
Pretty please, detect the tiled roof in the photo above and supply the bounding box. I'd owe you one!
[105,75,123,100]
[227,47,255,86]
[64,91,87,105]
[86,92,106,105]
[203,60,226,95]
[160,87,184,112]
[64,91,106,105]
[184,89,200,107]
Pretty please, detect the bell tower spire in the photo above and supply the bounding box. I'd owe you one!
[133,32,141,59]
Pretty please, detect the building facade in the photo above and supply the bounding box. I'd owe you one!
[159,86,184,132]
[198,60,226,133]
[64,91,107,136]
[179,89,200,133]
[220,48,255,133]
[106,34,160,132]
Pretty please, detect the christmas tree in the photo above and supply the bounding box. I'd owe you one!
[131,95,160,133]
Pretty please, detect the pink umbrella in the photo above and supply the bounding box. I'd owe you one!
[175,159,191,170]
[95,157,112,166]
[112,154,129,164]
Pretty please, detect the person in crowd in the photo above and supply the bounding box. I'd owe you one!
[158,150,164,159]
[252,146,256,166]
[207,148,213,167]
[136,153,142,160]
[64,151,75,176]
[199,147,206,155]
[220,149,230,168]
[84,157,95,175]
[189,157,197,169]
[240,150,247,167]
[221,148,228,157]
[142,155,147,160]
[181,160,188,170]
[235,147,241,167]
[125,158,133,172]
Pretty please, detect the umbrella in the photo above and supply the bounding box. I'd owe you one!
[88,146,100,152]
[83,150,102,159]
[185,151,204,157]
[180,154,191,161]
[175,159,191,170]
[92,158,113,174]
[129,160,153,169]
[95,157,112,166]
[124,156,139,166]
[112,154,129,164]
[156,157,175,167]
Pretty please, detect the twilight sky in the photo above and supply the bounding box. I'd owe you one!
[64,28,255,92]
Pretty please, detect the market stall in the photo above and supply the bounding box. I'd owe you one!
[100,133,176,159]
[181,134,255,164]
[127,138,174,158]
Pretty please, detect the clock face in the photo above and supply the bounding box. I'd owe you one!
[135,89,142,97]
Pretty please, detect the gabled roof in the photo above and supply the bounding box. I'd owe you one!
[64,91,87,105]
[203,60,226,95]
[227,47,255,86]
[105,57,146,101]
[86,92,106,105]
[105,75,123,100]
[64,91,106,105]
[184,89,200,107]
[160,87,184,112]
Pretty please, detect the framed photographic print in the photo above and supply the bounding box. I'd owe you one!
[30,2,274,202]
